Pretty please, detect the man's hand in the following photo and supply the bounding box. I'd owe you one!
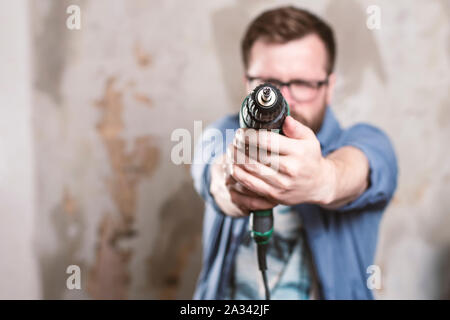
[209,153,278,218]
[228,116,370,208]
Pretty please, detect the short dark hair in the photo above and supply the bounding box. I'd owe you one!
[241,6,336,74]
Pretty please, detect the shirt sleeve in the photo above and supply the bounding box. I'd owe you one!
[329,123,398,212]
[191,115,238,213]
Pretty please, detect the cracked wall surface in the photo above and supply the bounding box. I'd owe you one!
[1,0,447,299]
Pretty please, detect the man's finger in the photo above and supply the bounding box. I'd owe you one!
[234,127,313,155]
[229,189,276,212]
[229,181,260,197]
[231,164,277,200]
[234,128,295,155]
[231,145,292,189]
[228,143,295,177]
[282,115,315,140]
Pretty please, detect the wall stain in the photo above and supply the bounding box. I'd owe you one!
[134,42,152,68]
[87,213,131,299]
[134,93,153,108]
[88,77,160,299]
[434,246,450,299]
[390,194,401,206]
[32,0,85,105]
[211,1,252,112]
[147,180,203,299]
[413,181,430,204]
[324,0,387,102]
[40,188,85,299]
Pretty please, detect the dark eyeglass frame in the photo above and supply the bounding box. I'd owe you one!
[246,75,329,90]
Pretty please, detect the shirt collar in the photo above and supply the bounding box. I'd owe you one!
[316,106,342,149]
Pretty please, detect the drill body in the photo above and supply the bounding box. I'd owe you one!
[238,83,290,248]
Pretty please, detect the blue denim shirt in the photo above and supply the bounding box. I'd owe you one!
[191,107,398,300]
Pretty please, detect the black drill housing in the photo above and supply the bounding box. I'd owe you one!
[239,83,289,131]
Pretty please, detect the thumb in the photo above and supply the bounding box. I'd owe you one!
[282,116,314,140]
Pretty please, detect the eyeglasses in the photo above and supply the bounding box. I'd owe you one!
[246,75,329,102]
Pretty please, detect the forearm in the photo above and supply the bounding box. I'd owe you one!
[321,146,370,209]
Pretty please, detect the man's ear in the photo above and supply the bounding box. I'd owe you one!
[326,73,336,106]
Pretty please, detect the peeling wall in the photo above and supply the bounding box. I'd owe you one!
[1,0,448,299]
[30,0,216,299]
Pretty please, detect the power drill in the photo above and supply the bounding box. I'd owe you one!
[239,83,290,300]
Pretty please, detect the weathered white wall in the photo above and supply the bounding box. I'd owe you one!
[0,0,448,299]
[0,0,41,299]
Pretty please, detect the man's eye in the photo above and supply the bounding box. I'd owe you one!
[292,81,315,89]
[266,79,282,86]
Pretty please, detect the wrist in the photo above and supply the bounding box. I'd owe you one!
[316,157,337,206]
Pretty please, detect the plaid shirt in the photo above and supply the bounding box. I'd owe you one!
[225,205,312,299]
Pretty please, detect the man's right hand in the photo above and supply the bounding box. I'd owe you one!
[209,145,278,218]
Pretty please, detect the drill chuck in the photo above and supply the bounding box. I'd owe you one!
[240,83,289,131]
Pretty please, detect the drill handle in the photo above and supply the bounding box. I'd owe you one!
[251,209,274,245]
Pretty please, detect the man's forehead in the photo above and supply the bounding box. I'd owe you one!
[247,34,329,79]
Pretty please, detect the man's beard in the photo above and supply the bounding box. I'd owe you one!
[292,99,328,134]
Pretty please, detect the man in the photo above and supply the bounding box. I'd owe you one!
[191,6,397,299]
